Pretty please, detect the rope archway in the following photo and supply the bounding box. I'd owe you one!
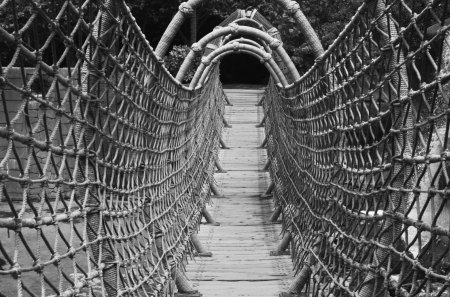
[176,24,300,83]
[222,36,270,53]
[154,0,324,59]
[190,41,288,88]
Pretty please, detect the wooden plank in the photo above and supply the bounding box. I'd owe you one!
[185,88,293,297]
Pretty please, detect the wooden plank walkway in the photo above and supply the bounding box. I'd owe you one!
[186,88,294,297]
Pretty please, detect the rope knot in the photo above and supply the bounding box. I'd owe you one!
[191,43,202,53]
[286,1,300,15]
[201,57,211,66]
[267,27,279,37]
[260,53,272,63]
[269,39,282,49]
[231,42,240,52]
[229,23,240,34]
[178,2,194,16]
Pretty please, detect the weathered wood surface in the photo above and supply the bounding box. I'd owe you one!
[186,88,294,297]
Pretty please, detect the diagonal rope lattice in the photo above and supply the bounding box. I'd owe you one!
[264,0,450,296]
[0,0,225,296]
[3,0,450,297]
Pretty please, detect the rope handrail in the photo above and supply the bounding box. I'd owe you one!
[0,1,225,296]
[264,0,450,296]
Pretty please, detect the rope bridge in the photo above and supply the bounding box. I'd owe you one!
[1,0,450,297]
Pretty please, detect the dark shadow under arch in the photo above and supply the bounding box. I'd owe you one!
[219,54,269,85]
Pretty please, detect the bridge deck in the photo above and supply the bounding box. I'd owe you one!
[186,88,294,297]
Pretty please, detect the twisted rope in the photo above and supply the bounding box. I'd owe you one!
[265,0,450,296]
[0,0,224,296]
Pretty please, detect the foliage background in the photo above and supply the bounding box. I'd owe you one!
[1,0,431,75]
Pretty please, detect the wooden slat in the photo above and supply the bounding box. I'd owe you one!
[185,88,293,296]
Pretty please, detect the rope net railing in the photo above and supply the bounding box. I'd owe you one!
[0,0,225,296]
[264,0,450,296]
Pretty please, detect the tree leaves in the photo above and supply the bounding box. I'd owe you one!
[164,45,201,83]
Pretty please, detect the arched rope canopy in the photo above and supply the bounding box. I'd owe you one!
[224,10,284,42]
[200,11,294,81]
[225,16,295,82]
[197,46,284,88]
[176,24,300,83]
[225,19,273,53]
[223,37,269,53]
[200,10,278,62]
[155,0,324,60]
[190,41,288,88]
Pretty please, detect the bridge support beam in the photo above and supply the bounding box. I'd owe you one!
[280,268,311,297]
[202,207,220,226]
[260,181,274,199]
[280,237,322,296]
[256,114,266,128]
[223,95,233,106]
[210,182,224,197]
[190,232,213,257]
[219,137,230,149]
[270,232,291,256]
[222,116,232,128]
[175,268,202,296]
[256,94,265,106]
[267,205,282,223]
[215,159,227,173]
[259,134,268,149]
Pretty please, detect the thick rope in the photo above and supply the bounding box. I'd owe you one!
[0,0,223,296]
[266,0,450,296]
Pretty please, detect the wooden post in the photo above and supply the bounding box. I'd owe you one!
[219,137,230,149]
[223,94,233,106]
[259,134,268,149]
[268,205,282,223]
[210,182,224,197]
[256,114,266,128]
[190,232,213,257]
[270,232,291,256]
[202,207,220,226]
[256,95,265,106]
[280,237,323,296]
[175,268,202,296]
[260,181,274,198]
[262,159,271,171]
[222,116,232,128]
[215,159,227,173]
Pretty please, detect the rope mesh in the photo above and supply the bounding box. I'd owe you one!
[265,0,450,296]
[0,0,224,296]
[3,0,450,296]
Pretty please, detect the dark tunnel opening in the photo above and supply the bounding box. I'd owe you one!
[219,54,270,85]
